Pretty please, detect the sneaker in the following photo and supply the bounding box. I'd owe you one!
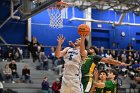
[12,81,15,83]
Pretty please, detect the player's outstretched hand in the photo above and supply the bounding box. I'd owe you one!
[57,34,65,45]
[120,63,130,66]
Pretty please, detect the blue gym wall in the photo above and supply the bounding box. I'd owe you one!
[1,2,140,51]
[91,9,140,50]
[31,7,84,54]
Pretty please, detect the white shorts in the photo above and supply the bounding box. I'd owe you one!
[60,76,83,93]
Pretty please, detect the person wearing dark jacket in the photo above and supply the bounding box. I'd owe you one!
[22,64,31,83]
[41,77,51,93]
[9,60,19,78]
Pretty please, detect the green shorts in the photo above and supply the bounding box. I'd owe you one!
[82,76,93,93]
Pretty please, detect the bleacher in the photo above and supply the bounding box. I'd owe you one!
[0,59,60,93]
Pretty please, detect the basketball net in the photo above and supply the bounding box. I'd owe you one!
[47,1,68,29]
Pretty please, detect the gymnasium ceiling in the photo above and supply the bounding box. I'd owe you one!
[1,0,140,23]
[64,0,140,15]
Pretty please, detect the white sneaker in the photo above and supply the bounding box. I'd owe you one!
[12,81,15,83]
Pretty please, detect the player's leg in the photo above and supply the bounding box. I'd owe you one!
[60,77,71,93]
[82,76,93,93]
[72,78,83,93]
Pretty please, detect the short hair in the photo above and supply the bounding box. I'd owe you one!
[89,46,99,55]
[44,77,48,79]
[109,69,118,80]
[99,70,108,76]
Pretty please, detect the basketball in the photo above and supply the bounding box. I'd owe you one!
[78,24,90,36]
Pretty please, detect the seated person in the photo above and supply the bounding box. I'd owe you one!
[9,60,19,78]
[52,78,61,93]
[22,64,31,83]
[3,64,15,83]
[41,77,51,93]
[53,58,64,75]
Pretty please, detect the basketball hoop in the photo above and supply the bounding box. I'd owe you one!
[47,1,68,29]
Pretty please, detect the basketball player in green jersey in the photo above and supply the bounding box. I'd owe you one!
[94,70,108,93]
[81,46,127,93]
[93,69,118,93]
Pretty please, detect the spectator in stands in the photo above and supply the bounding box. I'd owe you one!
[0,81,3,93]
[9,60,19,78]
[116,51,121,61]
[22,64,31,83]
[48,47,56,63]
[111,50,117,60]
[127,51,134,59]
[14,47,20,61]
[17,47,23,61]
[53,58,64,75]
[24,36,31,58]
[41,77,51,93]
[98,47,106,70]
[133,51,139,61]
[126,43,133,50]
[6,45,14,61]
[52,78,61,93]
[30,37,40,62]
[120,53,126,62]
[105,50,112,59]
[118,58,129,77]
[38,44,45,62]
[99,46,105,57]
[3,64,15,83]
[132,61,140,75]
[122,50,127,58]
[36,55,48,70]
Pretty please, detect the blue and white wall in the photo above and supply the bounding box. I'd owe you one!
[1,4,140,52]
[31,7,84,47]
[91,9,140,50]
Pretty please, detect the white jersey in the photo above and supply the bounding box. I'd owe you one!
[61,47,83,93]
[63,47,82,76]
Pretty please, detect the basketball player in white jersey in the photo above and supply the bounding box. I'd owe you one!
[55,34,87,93]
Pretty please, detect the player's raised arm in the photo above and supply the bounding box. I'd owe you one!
[80,34,87,59]
[55,34,68,58]
[101,57,129,66]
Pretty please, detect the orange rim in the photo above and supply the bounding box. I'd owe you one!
[56,1,68,7]
[47,1,68,10]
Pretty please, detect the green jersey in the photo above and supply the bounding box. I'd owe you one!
[95,88,104,93]
[81,55,102,76]
[81,55,102,93]
[104,80,116,93]
[95,80,116,93]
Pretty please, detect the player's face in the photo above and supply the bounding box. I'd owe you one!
[88,48,95,54]
[99,72,107,80]
[74,38,81,46]
[107,71,115,79]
